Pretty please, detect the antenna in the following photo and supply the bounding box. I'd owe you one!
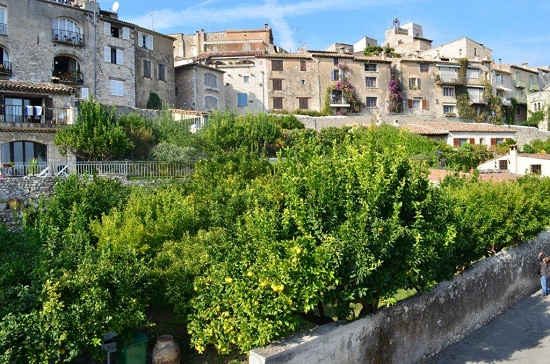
[111,1,119,13]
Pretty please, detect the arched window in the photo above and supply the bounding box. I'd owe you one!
[52,18,83,45]
[205,96,218,110]
[53,55,82,83]
[204,73,218,87]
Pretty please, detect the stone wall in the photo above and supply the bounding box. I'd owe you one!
[250,231,550,364]
[0,177,56,228]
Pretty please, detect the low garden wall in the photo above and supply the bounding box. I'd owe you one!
[250,231,550,364]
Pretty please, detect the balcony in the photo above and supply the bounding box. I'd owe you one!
[515,79,526,89]
[529,83,541,92]
[0,105,72,125]
[329,97,350,107]
[436,75,465,85]
[52,29,84,46]
[0,61,12,75]
[52,70,83,84]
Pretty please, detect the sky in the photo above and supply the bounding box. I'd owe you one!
[107,0,550,67]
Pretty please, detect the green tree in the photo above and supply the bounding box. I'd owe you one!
[55,98,132,161]
[118,113,156,160]
[146,92,162,110]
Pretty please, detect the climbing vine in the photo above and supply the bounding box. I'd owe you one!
[387,73,404,113]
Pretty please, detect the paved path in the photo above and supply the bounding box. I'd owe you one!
[428,291,550,363]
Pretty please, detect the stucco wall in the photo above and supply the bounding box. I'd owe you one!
[250,232,550,364]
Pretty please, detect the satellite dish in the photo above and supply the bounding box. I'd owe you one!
[112,1,119,13]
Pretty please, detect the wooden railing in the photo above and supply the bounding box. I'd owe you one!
[1,161,196,179]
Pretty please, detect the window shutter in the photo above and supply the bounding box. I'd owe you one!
[104,46,111,62]
[453,138,460,148]
[80,87,89,99]
[422,99,428,110]
[0,8,6,24]
[409,78,413,89]
[330,70,336,81]
[104,22,110,36]
[469,138,475,144]
[122,27,130,40]
[146,35,153,50]
[408,99,413,109]
[491,138,497,145]
[116,49,123,65]
[418,79,421,90]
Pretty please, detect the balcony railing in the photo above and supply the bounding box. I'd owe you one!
[1,161,196,179]
[52,70,83,84]
[52,29,84,46]
[0,22,6,36]
[0,105,72,124]
[0,61,12,75]
[515,80,526,89]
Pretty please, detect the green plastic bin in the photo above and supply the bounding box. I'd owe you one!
[116,331,148,364]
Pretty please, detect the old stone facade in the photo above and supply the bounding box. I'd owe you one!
[175,62,226,112]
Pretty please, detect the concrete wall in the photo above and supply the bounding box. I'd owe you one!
[250,231,550,364]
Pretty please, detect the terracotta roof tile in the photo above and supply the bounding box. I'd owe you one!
[0,80,75,95]
[403,121,515,134]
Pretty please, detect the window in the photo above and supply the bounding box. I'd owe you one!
[467,68,479,79]
[364,63,377,72]
[419,63,429,72]
[453,138,469,148]
[104,22,129,40]
[104,46,123,64]
[495,74,503,84]
[298,97,309,110]
[443,87,455,97]
[143,60,151,78]
[272,97,283,109]
[409,78,421,90]
[137,31,153,49]
[237,93,248,107]
[158,64,166,81]
[333,58,339,66]
[271,60,283,71]
[331,70,343,81]
[53,18,82,44]
[243,75,249,83]
[531,165,542,175]
[365,77,377,88]
[408,99,421,110]
[443,104,456,114]
[205,96,218,110]
[272,78,283,90]
[0,6,6,35]
[498,160,508,170]
[491,138,505,145]
[204,73,217,87]
[366,97,377,108]
[300,60,306,71]
[110,80,123,96]
[1,141,47,165]
[474,48,478,56]
[80,87,89,99]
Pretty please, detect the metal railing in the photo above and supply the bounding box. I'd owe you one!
[0,161,196,179]
[52,29,84,46]
[0,105,72,124]
[52,69,84,84]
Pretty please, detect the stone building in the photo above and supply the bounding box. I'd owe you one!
[174,62,225,112]
[421,37,492,62]
[383,20,433,56]
[0,0,174,170]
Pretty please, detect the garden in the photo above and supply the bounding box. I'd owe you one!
[2,100,550,363]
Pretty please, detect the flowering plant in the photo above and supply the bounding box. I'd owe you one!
[337,63,350,71]
[387,74,404,113]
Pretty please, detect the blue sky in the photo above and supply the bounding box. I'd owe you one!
[109,0,550,67]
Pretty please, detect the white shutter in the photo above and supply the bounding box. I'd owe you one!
[122,27,130,40]
[116,49,123,65]
[0,7,7,24]
[104,46,111,62]
[137,31,143,47]
[80,87,89,99]
[146,35,153,50]
[103,22,110,36]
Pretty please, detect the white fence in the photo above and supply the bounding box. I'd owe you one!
[1,161,195,179]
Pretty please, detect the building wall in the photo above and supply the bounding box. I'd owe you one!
[175,64,226,112]
[135,30,176,108]
[422,38,492,61]
[218,58,267,113]
[95,16,136,107]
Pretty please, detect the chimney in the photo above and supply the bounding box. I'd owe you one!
[509,145,518,174]
[264,23,269,29]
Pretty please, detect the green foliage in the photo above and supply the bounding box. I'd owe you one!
[363,45,383,56]
[151,109,196,148]
[456,90,476,121]
[481,81,504,124]
[55,98,133,161]
[147,92,162,110]
[523,136,550,153]
[149,141,198,163]
[521,110,545,127]
[119,113,157,160]
[440,143,496,172]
